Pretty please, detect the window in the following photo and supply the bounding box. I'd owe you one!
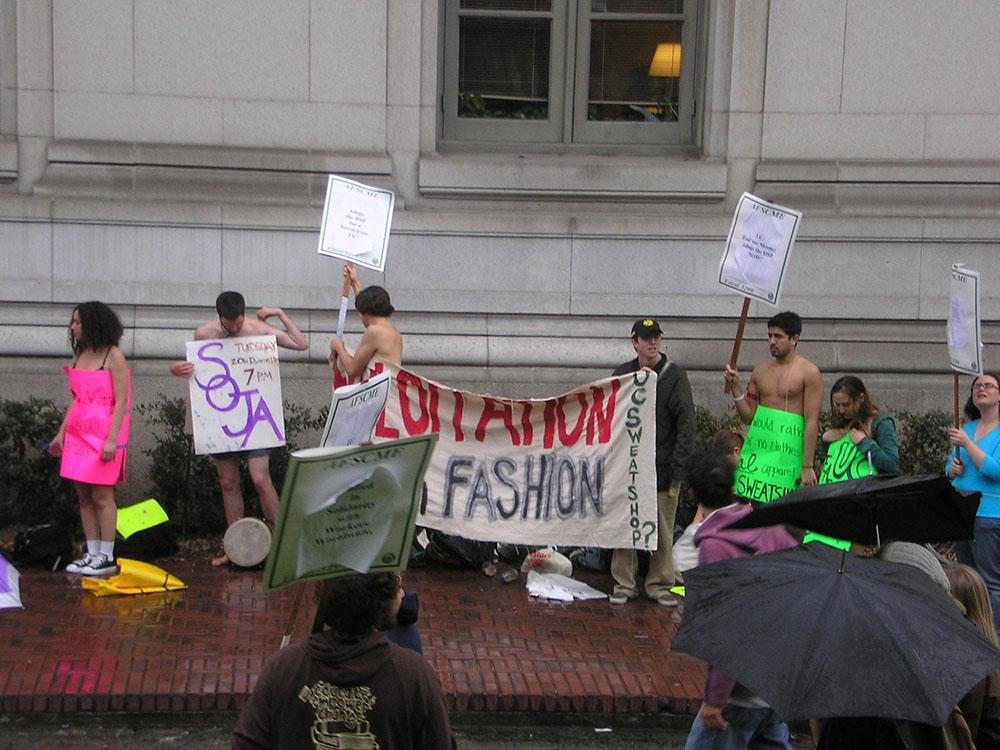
[442,0,698,146]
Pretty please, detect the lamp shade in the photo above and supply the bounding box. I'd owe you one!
[648,42,682,78]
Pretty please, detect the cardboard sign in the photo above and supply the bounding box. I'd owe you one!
[263,435,437,592]
[818,435,875,484]
[718,192,802,306]
[805,436,878,550]
[317,175,395,272]
[948,264,983,376]
[186,335,285,455]
[320,372,391,448]
[369,366,659,550]
[733,405,804,503]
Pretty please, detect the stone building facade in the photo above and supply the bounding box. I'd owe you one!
[1,1,998,488]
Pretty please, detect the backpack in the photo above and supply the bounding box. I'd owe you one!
[14,523,74,570]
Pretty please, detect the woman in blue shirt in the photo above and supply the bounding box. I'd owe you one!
[948,371,1000,637]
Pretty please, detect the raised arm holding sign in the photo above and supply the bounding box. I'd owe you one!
[718,193,802,395]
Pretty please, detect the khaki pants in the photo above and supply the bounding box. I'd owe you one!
[611,486,678,599]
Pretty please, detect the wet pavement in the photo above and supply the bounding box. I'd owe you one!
[1,553,706,718]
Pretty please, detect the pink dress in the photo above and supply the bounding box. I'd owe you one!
[59,366,132,486]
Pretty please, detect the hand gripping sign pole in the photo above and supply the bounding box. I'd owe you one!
[718,193,803,392]
[948,265,984,429]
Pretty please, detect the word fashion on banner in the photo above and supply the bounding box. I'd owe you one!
[185,335,286,455]
[371,365,659,550]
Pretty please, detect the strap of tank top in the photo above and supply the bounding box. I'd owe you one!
[100,346,112,370]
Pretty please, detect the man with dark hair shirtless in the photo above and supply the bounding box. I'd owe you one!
[329,263,403,379]
[723,311,822,501]
[170,291,308,565]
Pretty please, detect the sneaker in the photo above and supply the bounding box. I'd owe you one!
[609,593,630,605]
[79,554,117,577]
[656,594,678,608]
[66,553,94,574]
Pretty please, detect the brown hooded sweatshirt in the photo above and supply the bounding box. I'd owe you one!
[233,630,454,750]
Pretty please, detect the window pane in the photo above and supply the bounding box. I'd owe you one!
[458,17,550,120]
[461,1,552,11]
[591,0,683,14]
[588,20,681,122]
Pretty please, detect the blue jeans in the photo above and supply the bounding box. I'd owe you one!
[968,517,1000,639]
[686,705,791,750]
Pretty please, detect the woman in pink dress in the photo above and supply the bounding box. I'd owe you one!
[48,301,131,577]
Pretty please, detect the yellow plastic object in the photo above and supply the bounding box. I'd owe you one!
[669,585,685,598]
[116,498,169,539]
[82,558,187,597]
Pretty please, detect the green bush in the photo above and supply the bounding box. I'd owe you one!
[896,409,954,475]
[0,398,79,529]
[134,396,325,538]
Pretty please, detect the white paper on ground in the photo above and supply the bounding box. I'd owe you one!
[525,570,608,602]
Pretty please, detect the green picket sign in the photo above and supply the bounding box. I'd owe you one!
[805,434,878,551]
[818,434,875,484]
[733,405,804,504]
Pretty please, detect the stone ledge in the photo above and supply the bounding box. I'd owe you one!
[32,140,397,208]
[755,160,1000,216]
[0,138,16,182]
[418,153,728,203]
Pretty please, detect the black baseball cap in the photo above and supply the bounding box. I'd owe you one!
[630,318,663,338]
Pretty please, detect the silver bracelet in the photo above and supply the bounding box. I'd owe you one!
[733,392,746,402]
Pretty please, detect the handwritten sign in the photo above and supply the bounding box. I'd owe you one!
[718,192,802,306]
[263,435,437,592]
[948,264,983,376]
[733,405,804,502]
[320,372,391,448]
[805,436,877,550]
[366,366,658,550]
[317,175,395,272]
[186,335,285,455]
[818,436,875,484]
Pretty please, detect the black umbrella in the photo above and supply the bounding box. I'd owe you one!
[673,543,1000,725]
[730,473,979,545]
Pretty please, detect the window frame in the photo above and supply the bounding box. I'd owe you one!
[571,2,697,145]
[440,0,699,147]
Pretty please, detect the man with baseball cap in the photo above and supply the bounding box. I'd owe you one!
[608,318,695,607]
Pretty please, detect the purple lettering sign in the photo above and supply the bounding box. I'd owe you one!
[186,335,286,455]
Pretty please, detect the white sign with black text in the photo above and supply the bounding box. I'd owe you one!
[317,175,395,272]
[718,192,802,306]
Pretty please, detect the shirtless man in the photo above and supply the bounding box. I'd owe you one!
[329,263,402,378]
[170,291,308,565]
[723,311,823,496]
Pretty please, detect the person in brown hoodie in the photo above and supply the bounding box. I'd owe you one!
[233,572,455,750]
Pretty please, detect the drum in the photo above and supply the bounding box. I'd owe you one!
[222,518,272,568]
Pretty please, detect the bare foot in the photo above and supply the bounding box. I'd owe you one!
[211,552,231,567]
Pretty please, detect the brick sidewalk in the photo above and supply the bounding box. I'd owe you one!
[0,554,706,716]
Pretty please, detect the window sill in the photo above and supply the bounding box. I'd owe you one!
[418,151,726,203]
